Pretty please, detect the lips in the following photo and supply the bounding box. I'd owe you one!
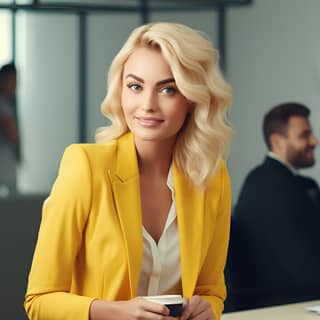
[305,149,314,157]
[135,116,164,127]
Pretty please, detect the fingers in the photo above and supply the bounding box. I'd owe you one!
[188,308,212,320]
[134,297,170,319]
[180,296,214,320]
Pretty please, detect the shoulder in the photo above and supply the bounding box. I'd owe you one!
[0,96,13,115]
[242,164,267,183]
[62,140,118,171]
[66,141,117,157]
[216,160,229,179]
[206,159,230,193]
[244,157,293,185]
[59,133,136,179]
[52,141,119,197]
[296,174,320,190]
[236,159,292,204]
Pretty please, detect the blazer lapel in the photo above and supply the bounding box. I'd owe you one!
[173,162,205,297]
[108,133,143,297]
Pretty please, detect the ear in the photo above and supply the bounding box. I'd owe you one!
[269,133,286,153]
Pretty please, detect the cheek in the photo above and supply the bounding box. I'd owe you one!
[121,91,132,117]
[292,140,306,149]
[167,109,189,132]
[176,111,189,126]
[174,101,189,124]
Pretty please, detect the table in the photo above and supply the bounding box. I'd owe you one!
[222,300,320,319]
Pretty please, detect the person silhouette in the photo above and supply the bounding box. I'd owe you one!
[0,62,19,194]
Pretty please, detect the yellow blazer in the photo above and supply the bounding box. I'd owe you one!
[25,132,231,320]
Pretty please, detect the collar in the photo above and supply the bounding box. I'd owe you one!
[267,151,299,175]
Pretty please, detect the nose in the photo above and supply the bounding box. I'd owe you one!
[310,134,318,147]
[140,90,157,112]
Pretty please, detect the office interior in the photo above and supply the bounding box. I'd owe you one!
[1,0,320,318]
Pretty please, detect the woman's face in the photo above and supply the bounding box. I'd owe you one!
[121,47,189,145]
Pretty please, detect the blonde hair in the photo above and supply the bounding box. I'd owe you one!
[96,22,233,189]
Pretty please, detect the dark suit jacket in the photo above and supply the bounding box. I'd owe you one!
[226,156,320,311]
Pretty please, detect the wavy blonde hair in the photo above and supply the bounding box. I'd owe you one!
[96,22,233,189]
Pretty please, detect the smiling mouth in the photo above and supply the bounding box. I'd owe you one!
[135,116,164,127]
[305,149,314,156]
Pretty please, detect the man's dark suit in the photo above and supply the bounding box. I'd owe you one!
[226,156,320,311]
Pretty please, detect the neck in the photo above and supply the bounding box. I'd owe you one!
[268,151,298,172]
[135,138,175,177]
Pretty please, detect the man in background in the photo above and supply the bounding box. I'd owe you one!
[0,63,19,194]
[228,102,320,310]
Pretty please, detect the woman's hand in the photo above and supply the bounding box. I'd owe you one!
[90,297,171,320]
[180,295,214,320]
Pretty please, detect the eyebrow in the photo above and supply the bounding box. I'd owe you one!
[125,74,175,86]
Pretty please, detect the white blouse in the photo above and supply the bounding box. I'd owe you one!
[137,167,182,296]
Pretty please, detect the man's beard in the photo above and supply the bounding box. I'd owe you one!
[287,147,315,169]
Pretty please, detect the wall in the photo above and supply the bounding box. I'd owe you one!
[16,12,79,193]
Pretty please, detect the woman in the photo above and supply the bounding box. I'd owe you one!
[25,22,232,320]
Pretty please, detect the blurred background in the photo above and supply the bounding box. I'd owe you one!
[0,0,319,202]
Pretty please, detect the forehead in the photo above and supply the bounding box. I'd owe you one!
[123,47,173,78]
[287,116,311,134]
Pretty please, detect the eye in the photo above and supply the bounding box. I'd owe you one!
[161,86,177,95]
[127,83,142,92]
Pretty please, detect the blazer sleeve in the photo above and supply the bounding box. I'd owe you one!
[195,161,231,319]
[24,144,95,320]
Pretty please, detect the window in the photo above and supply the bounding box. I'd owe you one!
[0,11,12,66]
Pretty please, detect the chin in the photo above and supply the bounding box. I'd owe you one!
[134,134,162,143]
[135,132,160,139]
[297,160,315,169]
[133,130,172,141]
